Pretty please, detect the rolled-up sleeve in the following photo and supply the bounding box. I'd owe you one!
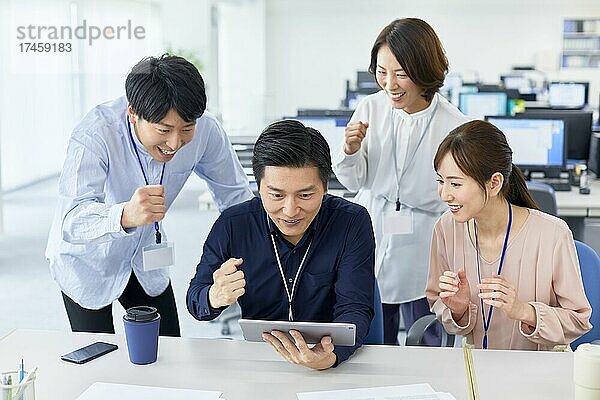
[60,135,134,245]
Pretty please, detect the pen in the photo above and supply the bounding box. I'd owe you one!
[12,366,37,400]
[6,375,13,400]
[18,359,24,383]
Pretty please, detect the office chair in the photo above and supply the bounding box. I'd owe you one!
[526,181,557,215]
[364,281,384,345]
[210,302,241,336]
[405,314,455,347]
[571,240,600,350]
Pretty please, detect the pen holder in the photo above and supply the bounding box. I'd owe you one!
[1,370,36,400]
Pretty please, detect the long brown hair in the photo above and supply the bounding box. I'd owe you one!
[433,120,539,209]
[369,18,448,102]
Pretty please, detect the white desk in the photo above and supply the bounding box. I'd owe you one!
[556,180,600,217]
[0,329,574,400]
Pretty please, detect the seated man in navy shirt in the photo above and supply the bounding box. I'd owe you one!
[187,120,375,370]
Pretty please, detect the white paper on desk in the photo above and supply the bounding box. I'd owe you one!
[76,382,222,400]
[297,383,456,400]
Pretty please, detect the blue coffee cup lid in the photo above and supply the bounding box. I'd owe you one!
[124,306,159,322]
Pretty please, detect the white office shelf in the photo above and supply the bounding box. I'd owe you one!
[561,18,600,68]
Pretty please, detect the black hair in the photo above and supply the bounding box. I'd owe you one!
[125,54,206,123]
[369,18,448,102]
[252,120,332,190]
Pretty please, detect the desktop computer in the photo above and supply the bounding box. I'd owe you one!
[499,76,536,101]
[284,113,352,190]
[548,81,589,109]
[297,109,354,118]
[501,75,530,91]
[589,132,600,176]
[516,110,593,162]
[486,116,570,191]
[357,71,378,90]
[459,92,508,120]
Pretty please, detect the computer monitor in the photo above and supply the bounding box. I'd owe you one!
[357,71,378,90]
[283,114,351,189]
[286,114,350,152]
[501,75,531,90]
[459,92,508,120]
[486,116,566,174]
[516,109,593,161]
[297,109,354,118]
[548,81,589,109]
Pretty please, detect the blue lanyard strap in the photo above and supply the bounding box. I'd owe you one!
[474,200,512,349]
[126,118,166,244]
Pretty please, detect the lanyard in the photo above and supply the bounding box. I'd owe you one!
[269,226,313,322]
[126,119,166,244]
[390,102,437,211]
[474,200,512,349]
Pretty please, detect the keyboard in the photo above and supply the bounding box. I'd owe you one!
[533,178,572,192]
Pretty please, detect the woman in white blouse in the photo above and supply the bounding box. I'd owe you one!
[333,18,469,345]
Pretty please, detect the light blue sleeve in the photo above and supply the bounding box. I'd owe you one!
[59,135,134,245]
[193,118,254,212]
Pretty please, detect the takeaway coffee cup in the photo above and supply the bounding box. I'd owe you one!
[123,306,160,365]
[574,343,600,400]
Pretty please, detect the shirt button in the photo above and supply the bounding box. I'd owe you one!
[288,278,293,283]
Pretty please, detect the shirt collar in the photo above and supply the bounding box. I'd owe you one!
[392,92,439,121]
[127,119,151,157]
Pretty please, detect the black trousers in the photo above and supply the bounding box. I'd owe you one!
[383,298,441,346]
[62,272,181,337]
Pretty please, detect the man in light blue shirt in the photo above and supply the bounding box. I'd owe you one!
[45,54,253,336]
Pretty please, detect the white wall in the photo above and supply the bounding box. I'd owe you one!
[3,0,600,189]
[0,0,210,191]
[150,0,215,110]
[217,0,267,136]
[263,0,600,122]
[72,1,164,115]
[0,0,77,191]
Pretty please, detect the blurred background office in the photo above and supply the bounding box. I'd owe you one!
[1,0,600,343]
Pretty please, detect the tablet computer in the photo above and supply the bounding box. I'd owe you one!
[239,319,356,346]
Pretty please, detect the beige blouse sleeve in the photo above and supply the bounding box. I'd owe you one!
[426,220,478,336]
[519,229,592,346]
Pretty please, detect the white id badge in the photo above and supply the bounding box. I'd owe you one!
[142,242,175,271]
[382,209,413,235]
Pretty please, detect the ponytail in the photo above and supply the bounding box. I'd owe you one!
[506,164,539,210]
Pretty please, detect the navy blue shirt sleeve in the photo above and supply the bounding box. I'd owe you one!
[186,213,231,321]
[331,208,375,366]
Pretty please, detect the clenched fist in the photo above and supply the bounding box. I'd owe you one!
[343,121,369,155]
[121,185,165,229]
[208,258,246,309]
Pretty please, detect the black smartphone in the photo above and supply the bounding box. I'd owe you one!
[60,341,118,364]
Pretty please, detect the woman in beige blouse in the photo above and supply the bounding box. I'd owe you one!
[426,120,592,350]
